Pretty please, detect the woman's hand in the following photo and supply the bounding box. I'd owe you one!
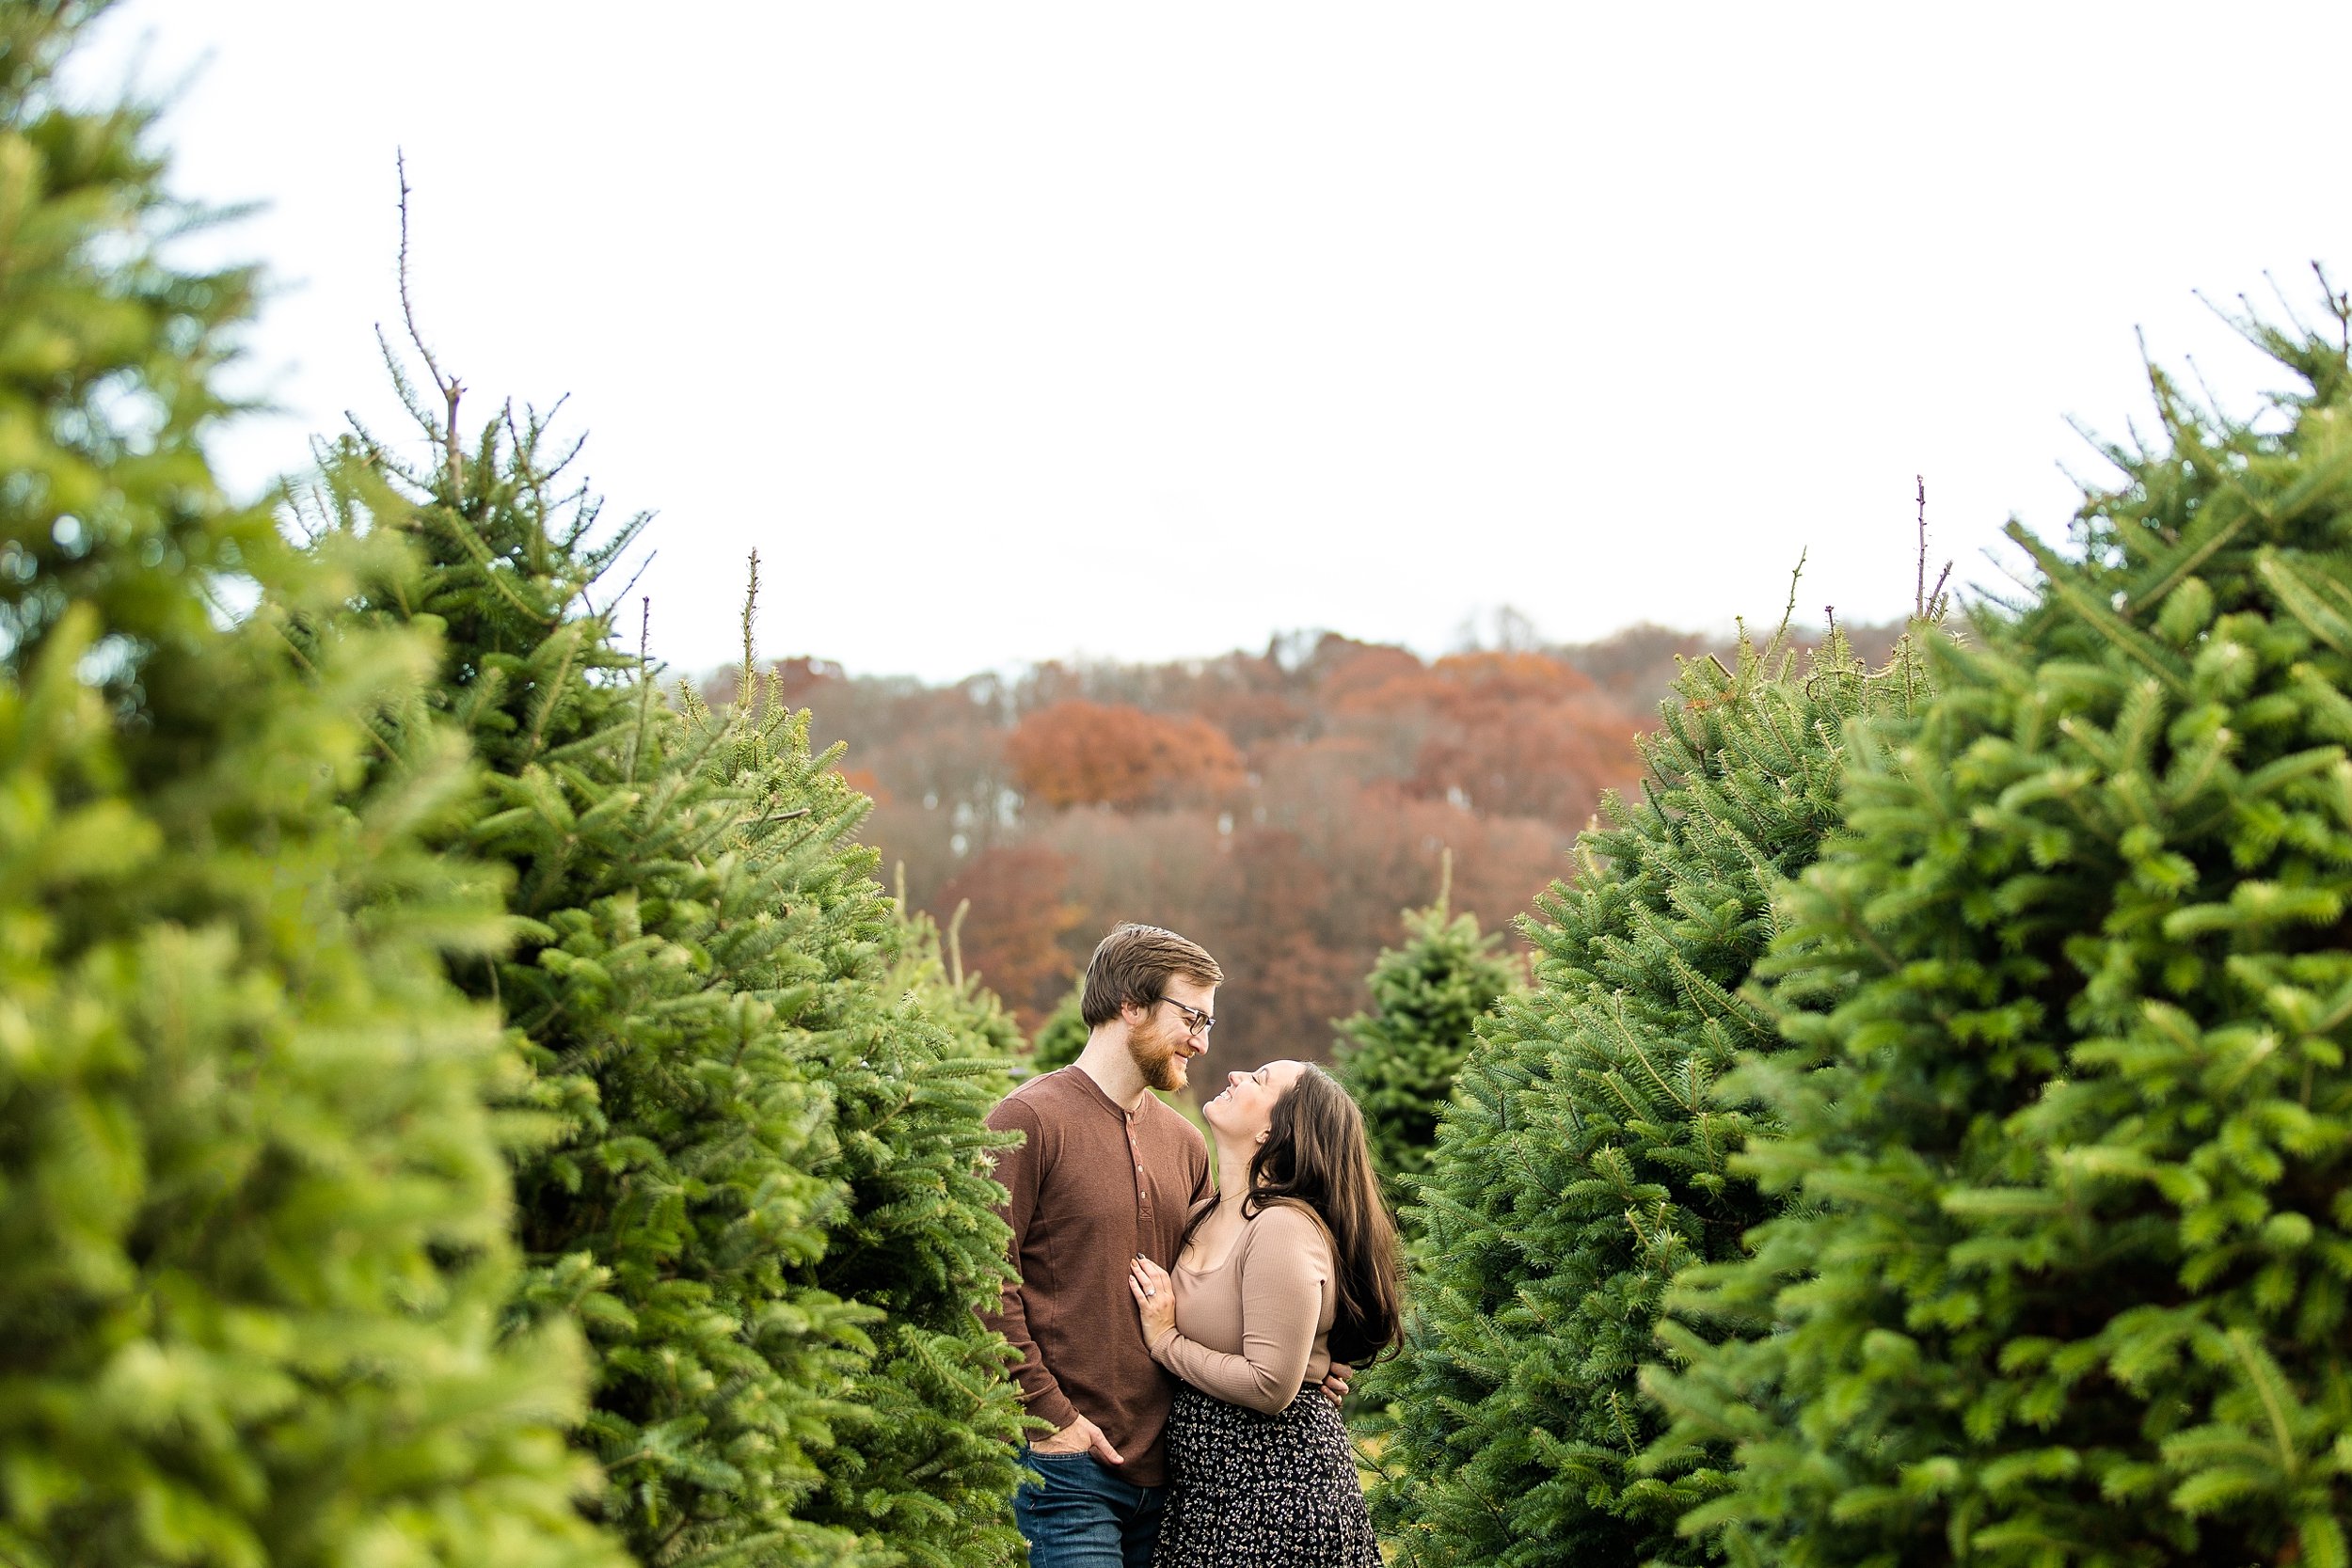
[1128,1255,1175,1344]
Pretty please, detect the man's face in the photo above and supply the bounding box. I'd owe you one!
[1127,977,1216,1094]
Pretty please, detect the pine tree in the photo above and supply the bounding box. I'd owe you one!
[884,896,1027,1068]
[1647,291,2352,1568]
[1333,850,1521,1216]
[1030,978,1088,1071]
[1365,619,1921,1568]
[0,8,620,1564]
[794,890,1028,1568]
[310,406,881,1566]
[311,360,1026,1563]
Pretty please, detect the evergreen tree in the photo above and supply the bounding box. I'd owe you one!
[1365,621,1920,1568]
[1647,293,2352,1568]
[797,889,1028,1567]
[884,897,1027,1068]
[1333,850,1521,1215]
[312,367,1025,1563]
[312,409,878,1567]
[0,8,620,1564]
[1030,978,1088,1071]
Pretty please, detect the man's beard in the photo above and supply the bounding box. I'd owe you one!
[1127,1015,1189,1094]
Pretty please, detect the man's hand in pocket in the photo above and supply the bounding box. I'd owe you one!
[1032,1412,1124,1465]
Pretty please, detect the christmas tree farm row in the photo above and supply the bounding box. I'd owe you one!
[12,2,2352,1563]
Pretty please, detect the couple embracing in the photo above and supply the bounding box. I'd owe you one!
[982,923,1398,1566]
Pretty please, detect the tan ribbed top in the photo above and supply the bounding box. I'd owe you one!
[1148,1200,1334,1415]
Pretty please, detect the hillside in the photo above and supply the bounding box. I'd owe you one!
[713,619,1899,1061]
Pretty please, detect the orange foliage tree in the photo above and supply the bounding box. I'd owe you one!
[1007,700,1245,810]
[1328,650,1636,826]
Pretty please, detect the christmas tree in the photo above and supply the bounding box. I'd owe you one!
[1333,850,1521,1218]
[885,891,1027,1069]
[784,884,1028,1566]
[310,339,1026,1561]
[1646,289,2352,1568]
[0,7,620,1564]
[1029,978,1088,1071]
[1365,614,1920,1568]
[310,404,881,1564]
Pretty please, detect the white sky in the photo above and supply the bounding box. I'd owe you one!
[81,2,2352,682]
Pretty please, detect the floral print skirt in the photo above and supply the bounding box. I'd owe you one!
[1153,1382,1381,1566]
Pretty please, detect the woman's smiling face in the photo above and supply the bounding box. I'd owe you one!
[1202,1059,1305,1143]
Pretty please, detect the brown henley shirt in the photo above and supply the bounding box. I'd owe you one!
[979,1066,1214,1488]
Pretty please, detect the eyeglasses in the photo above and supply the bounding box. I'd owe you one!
[1153,995,1216,1037]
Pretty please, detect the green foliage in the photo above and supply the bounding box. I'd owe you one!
[780,833,1030,1567]
[886,900,1026,1068]
[1030,979,1088,1071]
[0,8,619,1564]
[310,415,879,1566]
[1647,298,2352,1568]
[1333,853,1521,1217]
[1365,624,1922,1568]
[310,381,1026,1563]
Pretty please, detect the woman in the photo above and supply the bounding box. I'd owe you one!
[1127,1060,1401,1565]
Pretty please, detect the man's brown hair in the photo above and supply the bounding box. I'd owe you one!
[1079,924,1223,1029]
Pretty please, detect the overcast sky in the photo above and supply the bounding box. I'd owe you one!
[81,2,2352,682]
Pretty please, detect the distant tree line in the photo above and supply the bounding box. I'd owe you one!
[719,623,1899,1079]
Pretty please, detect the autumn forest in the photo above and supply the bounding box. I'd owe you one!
[720,617,1899,1069]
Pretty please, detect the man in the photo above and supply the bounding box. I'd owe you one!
[981,924,1347,1567]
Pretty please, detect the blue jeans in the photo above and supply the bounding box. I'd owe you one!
[1013,1447,1166,1568]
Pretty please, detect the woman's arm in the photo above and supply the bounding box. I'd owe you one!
[1146,1207,1330,1415]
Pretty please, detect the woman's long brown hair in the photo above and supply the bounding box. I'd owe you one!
[1179,1064,1404,1365]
